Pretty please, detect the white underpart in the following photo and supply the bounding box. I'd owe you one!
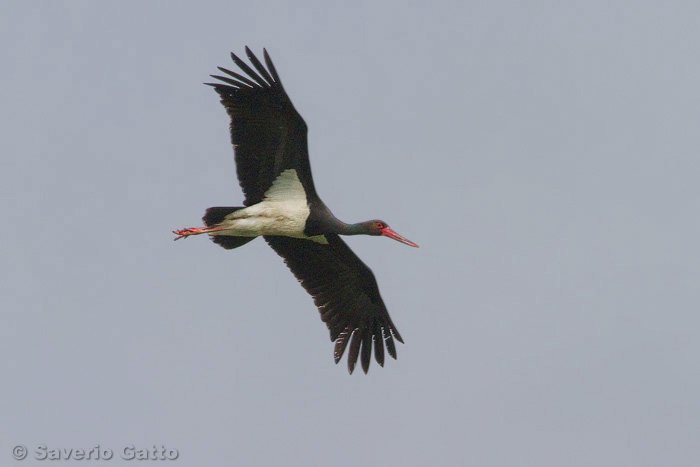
[210,169,328,244]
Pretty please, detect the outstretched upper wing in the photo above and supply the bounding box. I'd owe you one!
[264,234,404,374]
[207,47,318,206]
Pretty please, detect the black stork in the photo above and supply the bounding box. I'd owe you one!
[173,47,418,374]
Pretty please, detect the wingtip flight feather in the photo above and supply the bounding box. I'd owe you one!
[216,66,257,88]
[263,48,282,84]
[245,47,275,86]
[331,320,403,373]
[229,50,268,88]
[360,332,372,374]
[374,334,385,367]
[210,74,245,89]
[384,327,398,360]
[347,330,362,374]
[333,325,352,364]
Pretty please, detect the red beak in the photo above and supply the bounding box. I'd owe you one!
[381,227,419,248]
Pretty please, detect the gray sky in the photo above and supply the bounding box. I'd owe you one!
[3,1,700,466]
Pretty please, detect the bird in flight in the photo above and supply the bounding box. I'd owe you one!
[174,47,418,373]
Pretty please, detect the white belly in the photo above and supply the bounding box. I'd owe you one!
[214,200,309,237]
[209,168,327,243]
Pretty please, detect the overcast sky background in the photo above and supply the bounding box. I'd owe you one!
[3,1,700,466]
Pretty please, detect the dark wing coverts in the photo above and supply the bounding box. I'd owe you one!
[265,235,404,374]
[207,47,317,206]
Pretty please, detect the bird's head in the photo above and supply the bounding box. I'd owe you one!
[363,220,419,247]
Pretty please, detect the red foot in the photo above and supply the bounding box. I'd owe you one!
[173,226,230,241]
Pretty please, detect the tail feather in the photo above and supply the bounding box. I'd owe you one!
[203,206,244,226]
[202,207,257,250]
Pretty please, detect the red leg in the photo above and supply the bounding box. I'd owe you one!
[172,225,230,241]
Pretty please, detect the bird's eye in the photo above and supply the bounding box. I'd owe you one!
[375,222,384,229]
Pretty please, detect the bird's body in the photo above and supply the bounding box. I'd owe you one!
[207,169,323,241]
[174,47,417,373]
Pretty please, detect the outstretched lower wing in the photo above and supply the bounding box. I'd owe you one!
[264,234,404,374]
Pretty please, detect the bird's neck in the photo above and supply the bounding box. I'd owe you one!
[306,202,367,236]
[336,222,367,236]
